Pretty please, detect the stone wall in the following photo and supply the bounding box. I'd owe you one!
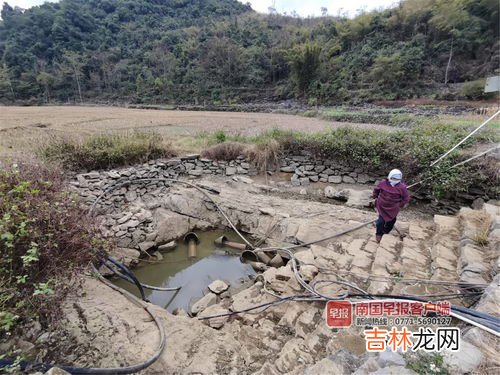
[69,154,254,207]
[279,151,494,211]
[70,152,493,218]
[68,154,259,260]
[69,152,383,212]
[279,152,382,186]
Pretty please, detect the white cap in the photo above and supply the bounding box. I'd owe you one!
[388,169,402,180]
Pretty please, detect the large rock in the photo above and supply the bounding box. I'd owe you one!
[180,154,200,160]
[291,175,301,186]
[162,193,201,218]
[108,248,141,268]
[443,340,483,373]
[324,187,372,208]
[300,265,318,282]
[138,241,155,253]
[377,350,405,367]
[304,358,345,374]
[342,175,356,184]
[369,366,417,375]
[154,208,191,244]
[300,177,310,186]
[263,266,302,294]
[198,304,229,329]
[230,284,274,324]
[295,309,318,339]
[328,176,342,184]
[191,292,217,315]
[345,189,373,208]
[324,186,349,200]
[357,173,371,184]
[322,350,362,374]
[226,167,237,176]
[121,219,139,229]
[278,302,304,328]
[275,338,314,373]
[44,368,72,375]
[188,169,203,176]
[125,190,137,202]
[158,241,177,252]
[208,280,229,294]
[117,213,133,224]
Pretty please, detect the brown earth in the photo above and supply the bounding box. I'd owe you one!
[0,106,392,157]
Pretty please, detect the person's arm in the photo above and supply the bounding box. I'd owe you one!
[400,185,410,208]
[373,182,381,199]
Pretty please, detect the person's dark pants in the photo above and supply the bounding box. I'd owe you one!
[376,215,397,237]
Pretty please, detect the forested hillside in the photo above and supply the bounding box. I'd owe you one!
[0,0,498,104]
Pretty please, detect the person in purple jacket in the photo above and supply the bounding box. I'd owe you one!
[372,169,410,243]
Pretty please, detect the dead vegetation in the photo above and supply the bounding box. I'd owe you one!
[245,139,282,172]
[201,139,282,172]
[201,142,247,161]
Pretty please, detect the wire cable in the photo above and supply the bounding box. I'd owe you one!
[430,109,500,166]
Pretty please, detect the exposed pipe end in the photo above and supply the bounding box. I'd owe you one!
[214,235,228,247]
[184,232,200,245]
[240,250,258,262]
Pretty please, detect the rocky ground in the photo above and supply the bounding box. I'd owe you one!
[38,173,499,375]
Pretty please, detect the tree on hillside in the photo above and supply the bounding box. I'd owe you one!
[36,65,55,103]
[429,0,481,84]
[58,51,85,102]
[0,63,15,99]
[289,43,321,96]
[0,0,497,103]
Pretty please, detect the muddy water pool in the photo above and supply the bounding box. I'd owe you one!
[113,229,256,313]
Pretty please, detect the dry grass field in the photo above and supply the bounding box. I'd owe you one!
[0,105,393,157]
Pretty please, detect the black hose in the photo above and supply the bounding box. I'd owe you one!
[363,293,500,325]
[1,177,250,373]
[104,256,147,301]
[104,260,181,292]
[0,255,166,373]
[0,274,167,374]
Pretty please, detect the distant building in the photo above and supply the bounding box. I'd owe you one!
[484,76,500,93]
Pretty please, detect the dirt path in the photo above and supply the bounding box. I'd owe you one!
[0,106,394,156]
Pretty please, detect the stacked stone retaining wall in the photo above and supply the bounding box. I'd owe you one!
[69,153,494,216]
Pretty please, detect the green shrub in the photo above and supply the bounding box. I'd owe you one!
[460,79,495,100]
[0,162,112,337]
[321,109,378,123]
[302,110,318,118]
[307,97,318,107]
[318,109,422,127]
[41,132,176,171]
[213,130,227,143]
